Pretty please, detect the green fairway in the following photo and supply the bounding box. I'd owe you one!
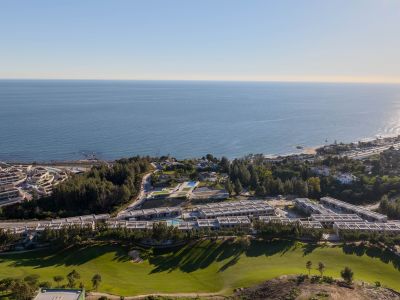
[0,240,399,296]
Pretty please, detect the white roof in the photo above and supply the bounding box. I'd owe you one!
[34,289,83,300]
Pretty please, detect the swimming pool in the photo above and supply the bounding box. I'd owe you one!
[166,219,181,226]
[186,181,197,187]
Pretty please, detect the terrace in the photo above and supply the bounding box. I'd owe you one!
[294,198,332,215]
[198,202,275,219]
[122,207,182,220]
[310,213,363,225]
[320,196,388,222]
[258,216,301,225]
[216,216,251,228]
[298,220,324,229]
[333,221,400,235]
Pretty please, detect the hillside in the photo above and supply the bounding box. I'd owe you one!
[233,276,400,300]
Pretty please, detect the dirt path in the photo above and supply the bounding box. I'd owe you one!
[87,291,224,299]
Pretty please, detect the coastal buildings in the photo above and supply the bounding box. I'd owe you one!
[121,207,182,220]
[197,200,274,219]
[333,221,400,236]
[28,167,68,196]
[34,289,85,300]
[0,164,69,206]
[310,214,363,226]
[258,216,301,225]
[0,214,110,234]
[310,166,330,177]
[320,196,387,222]
[334,173,358,185]
[294,198,332,215]
[0,194,396,239]
[0,185,23,206]
[0,167,27,186]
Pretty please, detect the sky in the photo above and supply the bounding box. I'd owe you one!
[0,0,400,83]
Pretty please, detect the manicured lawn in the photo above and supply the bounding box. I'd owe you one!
[0,240,399,296]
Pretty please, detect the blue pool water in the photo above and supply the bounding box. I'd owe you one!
[166,219,181,226]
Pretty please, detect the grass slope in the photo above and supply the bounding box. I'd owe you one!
[0,240,399,296]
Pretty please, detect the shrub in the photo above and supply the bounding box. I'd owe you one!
[296,274,307,285]
[310,275,321,284]
[322,276,334,284]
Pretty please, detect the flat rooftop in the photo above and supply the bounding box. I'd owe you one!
[34,289,83,300]
[320,196,387,221]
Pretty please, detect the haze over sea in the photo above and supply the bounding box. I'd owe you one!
[1,80,400,162]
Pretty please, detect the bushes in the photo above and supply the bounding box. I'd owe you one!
[322,276,334,284]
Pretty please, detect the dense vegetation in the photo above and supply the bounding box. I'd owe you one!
[0,157,152,219]
[222,148,400,207]
[224,155,322,199]
[379,195,400,219]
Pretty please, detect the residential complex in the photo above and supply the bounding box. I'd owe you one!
[0,193,397,238]
[333,221,400,235]
[0,163,69,206]
[320,196,387,222]
[0,185,23,206]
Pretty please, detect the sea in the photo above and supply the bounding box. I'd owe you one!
[1,80,400,162]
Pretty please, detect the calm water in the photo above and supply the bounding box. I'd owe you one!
[1,80,400,162]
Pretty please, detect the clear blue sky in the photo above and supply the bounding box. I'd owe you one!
[1,0,399,82]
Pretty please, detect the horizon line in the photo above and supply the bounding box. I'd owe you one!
[1,77,400,85]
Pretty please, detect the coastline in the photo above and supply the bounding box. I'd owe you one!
[1,134,399,165]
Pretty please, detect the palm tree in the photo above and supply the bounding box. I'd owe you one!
[306,261,312,276]
[67,270,81,288]
[53,275,64,288]
[91,274,102,291]
[317,262,325,277]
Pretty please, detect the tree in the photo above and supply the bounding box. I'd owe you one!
[10,279,35,300]
[234,179,243,195]
[340,266,354,284]
[317,262,325,277]
[91,274,102,291]
[224,180,234,197]
[249,166,259,190]
[306,261,312,276]
[23,274,40,287]
[255,185,266,196]
[307,177,321,197]
[67,270,81,288]
[237,236,251,250]
[0,278,14,294]
[53,275,64,288]
[220,156,230,173]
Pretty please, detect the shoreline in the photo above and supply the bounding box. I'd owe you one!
[1,134,399,165]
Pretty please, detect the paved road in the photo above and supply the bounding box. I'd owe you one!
[117,170,155,217]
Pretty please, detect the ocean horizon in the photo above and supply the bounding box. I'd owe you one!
[1,79,400,162]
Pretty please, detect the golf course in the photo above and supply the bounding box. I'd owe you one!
[0,240,399,296]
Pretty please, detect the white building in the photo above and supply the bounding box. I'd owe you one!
[320,196,387,222]
[34,289,84,300]
[334,173,357,184]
